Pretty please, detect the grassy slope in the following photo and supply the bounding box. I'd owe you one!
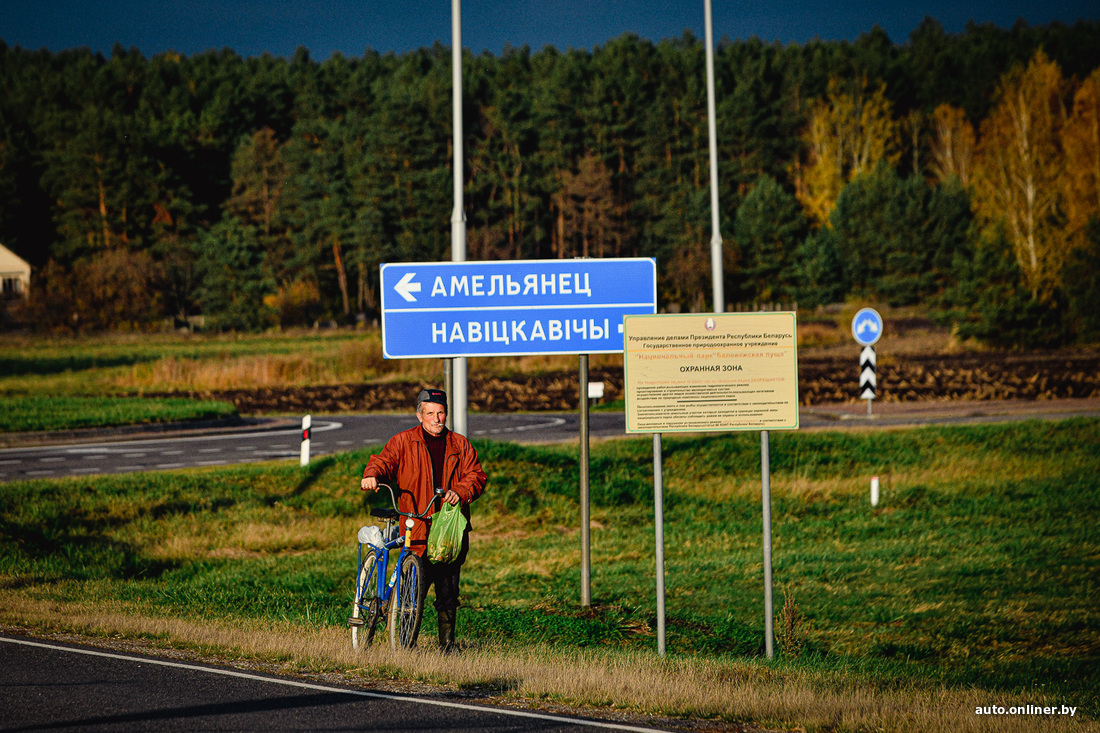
[0,395,237,432]
[0,330,622,429]
[1,420,1096,730]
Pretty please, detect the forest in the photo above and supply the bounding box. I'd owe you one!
[1,17,1099,347]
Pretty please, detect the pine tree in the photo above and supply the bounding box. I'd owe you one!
[732,175,808,304]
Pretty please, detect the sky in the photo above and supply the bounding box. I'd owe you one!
[1,0,1097,59]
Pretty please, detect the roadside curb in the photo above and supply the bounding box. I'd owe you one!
[0,416,300,449]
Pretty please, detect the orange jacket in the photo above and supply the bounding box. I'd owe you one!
[362,426,487,557]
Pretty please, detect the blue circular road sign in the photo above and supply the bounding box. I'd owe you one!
[851,307,883,346]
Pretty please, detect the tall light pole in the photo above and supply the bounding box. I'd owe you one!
[450,0,468,435]
[706,0,773,659]
[704,0,723,315]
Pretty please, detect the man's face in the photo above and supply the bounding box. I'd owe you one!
[418,402,447,436]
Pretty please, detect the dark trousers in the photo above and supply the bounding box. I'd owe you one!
[423,531,469,612]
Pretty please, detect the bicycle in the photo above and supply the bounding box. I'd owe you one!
[348,483,442,650]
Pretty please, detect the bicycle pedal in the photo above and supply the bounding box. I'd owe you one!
[347,616,365,627]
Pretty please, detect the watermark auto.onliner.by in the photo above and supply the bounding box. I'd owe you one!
[975,704,1078,716]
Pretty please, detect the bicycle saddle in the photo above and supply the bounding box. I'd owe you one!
[370,507,398,520]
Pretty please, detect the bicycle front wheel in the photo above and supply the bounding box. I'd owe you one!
[351,552,382,650]
[388,552,425,649]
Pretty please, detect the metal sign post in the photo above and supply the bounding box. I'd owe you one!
[450,0,468,436]
[579,354,591,608]
[653,431,666,656]
[760,430,774,658]
[704,0,723,314]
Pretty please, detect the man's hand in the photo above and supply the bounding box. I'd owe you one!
[361,476,378,492]
[443,489,461,506]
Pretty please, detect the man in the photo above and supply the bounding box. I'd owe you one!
[360,389,487,652]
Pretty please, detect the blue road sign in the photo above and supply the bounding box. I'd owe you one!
[851,307,883,347]
[380,259,657,358]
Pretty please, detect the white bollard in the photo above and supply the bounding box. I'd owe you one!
[870,475,880,506]
[300,414,311,466]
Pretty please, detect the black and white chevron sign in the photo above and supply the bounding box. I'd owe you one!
[859,345,877,400]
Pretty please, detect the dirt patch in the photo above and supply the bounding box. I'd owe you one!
[155,352,1100,414]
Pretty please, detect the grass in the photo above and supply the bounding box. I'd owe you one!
[0,309,947,400]
[0,395,237,433]
[1,419,1097,731]
[0,329,626,397]
[0,314,956,430]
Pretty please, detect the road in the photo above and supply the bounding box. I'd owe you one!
[2,399,1098,483]
[0,634,669,732]
[0,413,625,483]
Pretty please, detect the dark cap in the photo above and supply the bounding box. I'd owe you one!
[416,389,448,410]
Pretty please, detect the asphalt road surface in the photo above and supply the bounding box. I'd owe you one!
[0,413,622,483]
[0,634,669,732]
[2,400,1098,484]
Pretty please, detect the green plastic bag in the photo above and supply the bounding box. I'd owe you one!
[427,502,468,564]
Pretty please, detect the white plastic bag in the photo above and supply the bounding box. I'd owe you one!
[357,525,384,548]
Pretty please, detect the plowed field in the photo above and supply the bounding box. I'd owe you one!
[197,351,1100,414]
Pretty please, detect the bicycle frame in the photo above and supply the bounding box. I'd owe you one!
[351,483,440,649]
[354,523,406,618]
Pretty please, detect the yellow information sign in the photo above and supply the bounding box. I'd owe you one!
[624,312,799,433]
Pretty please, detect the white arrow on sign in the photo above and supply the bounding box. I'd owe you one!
[861,387,876,400]
[860,345,876,366]
[860,367,877,388]
[856,317,880,337]
[394,272,422,303]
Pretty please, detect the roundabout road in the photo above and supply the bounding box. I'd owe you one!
[0,413,625,483]
[1,399,1097,483]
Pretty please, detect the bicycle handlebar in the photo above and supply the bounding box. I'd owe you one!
[375,483,444,520]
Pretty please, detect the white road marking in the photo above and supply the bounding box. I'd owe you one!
[0,636,671,732]
[0,421,344,457]
[475,417,568,435]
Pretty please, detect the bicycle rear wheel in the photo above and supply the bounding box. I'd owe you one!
[350,553,382,650]
[388,553,425,649]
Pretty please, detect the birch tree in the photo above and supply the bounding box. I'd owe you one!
[928,103,975,186]
[796,77,898,224]
[1062,67,1100,252]
[972,50,1067,301]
